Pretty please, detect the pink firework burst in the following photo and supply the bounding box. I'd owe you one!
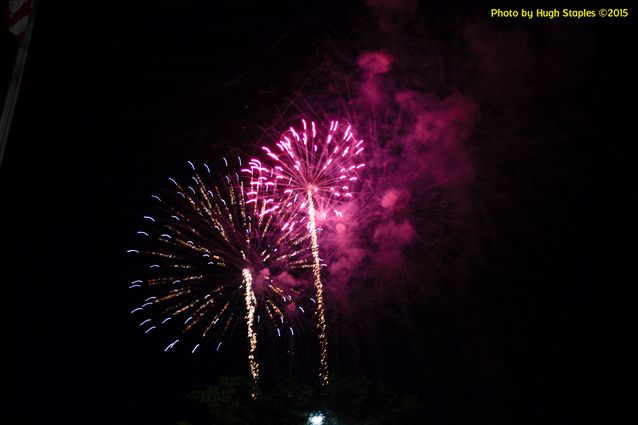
[252,119,366,385]
[258,119,366,218]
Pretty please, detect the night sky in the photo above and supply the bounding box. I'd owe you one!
[4,1,633,424]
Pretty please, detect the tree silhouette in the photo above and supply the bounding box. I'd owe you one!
[179,375,424,425]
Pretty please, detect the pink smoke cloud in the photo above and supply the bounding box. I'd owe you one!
[357,51,393,75]
[370,219,416,275]
[328,246,366,285]
[274,270,301,288]
[380,188,410,211]
[357,51,394,105]
[327,216,366,281]
[320,47,478,295]
[396,91,478,186]
[252,267,271,292]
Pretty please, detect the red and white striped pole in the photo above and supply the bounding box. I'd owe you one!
[0,0,38,167]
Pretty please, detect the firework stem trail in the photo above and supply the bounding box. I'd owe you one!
[306,186,329,385]
[242,268,259,393]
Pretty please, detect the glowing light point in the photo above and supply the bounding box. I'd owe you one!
[308,413,325,425]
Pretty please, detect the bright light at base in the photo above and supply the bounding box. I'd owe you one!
[308,413,325,425]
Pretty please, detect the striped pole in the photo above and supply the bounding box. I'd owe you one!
[0,0,38,167]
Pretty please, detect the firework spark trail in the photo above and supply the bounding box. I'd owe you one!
[128,160,312,386]
[256,119,365,384]
[242,268,259,391]
[306,187,328,384]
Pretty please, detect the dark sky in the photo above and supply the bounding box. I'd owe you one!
[3,1,633,424]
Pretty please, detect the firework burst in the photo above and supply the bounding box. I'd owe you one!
[127,159,313,386]
[255,119,366,384]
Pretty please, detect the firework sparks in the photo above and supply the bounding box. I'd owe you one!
[128,159,312,386]
[242,268,259,391]
[305,186,328,384]
[257,119,365,384]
